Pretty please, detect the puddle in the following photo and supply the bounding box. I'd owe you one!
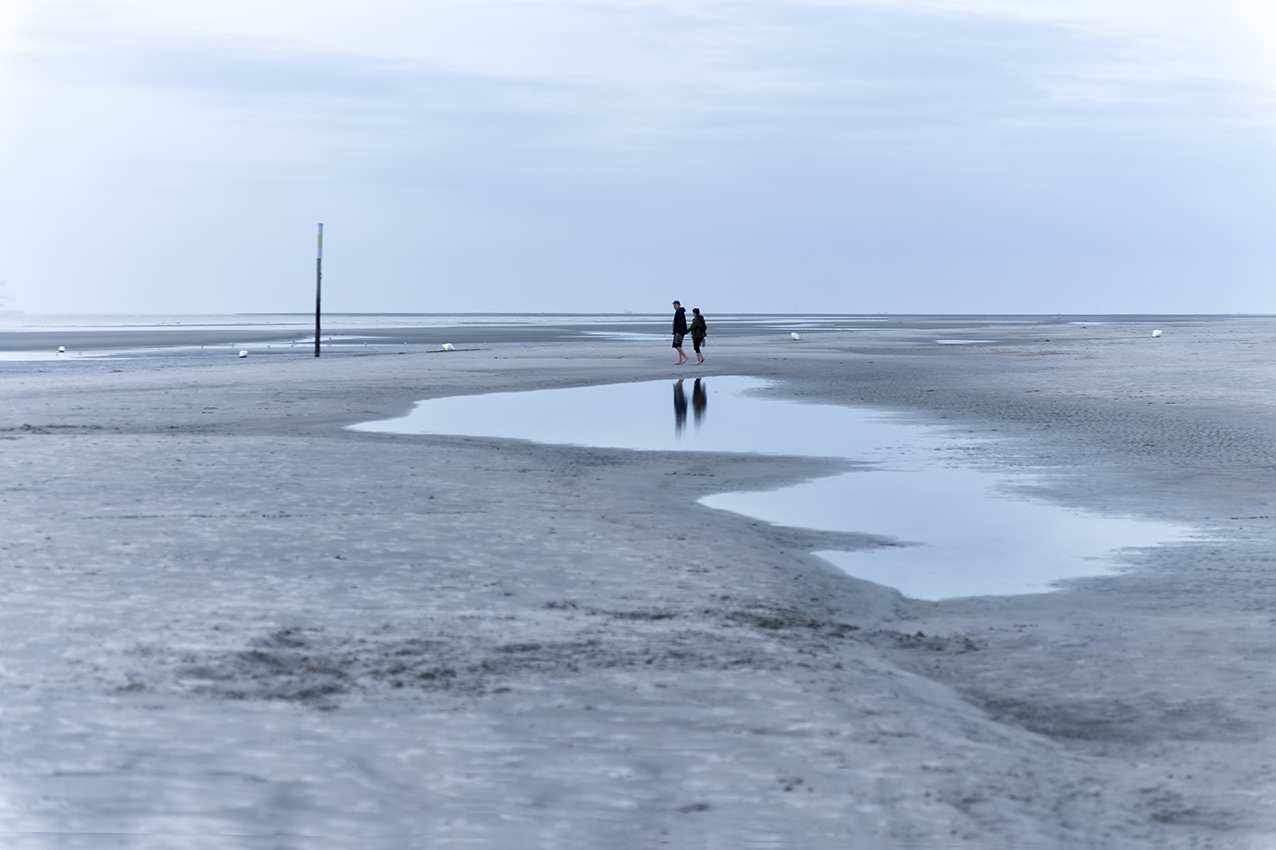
[708,471,1185,600]
[0,348,173,361]
[0,344,295,361]
[579,331,669,341]
[350,377,1192,600]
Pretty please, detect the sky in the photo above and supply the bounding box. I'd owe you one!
[2,0,1276,315]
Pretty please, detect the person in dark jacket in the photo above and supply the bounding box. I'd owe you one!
[672,301,688,365]
[688,308,707,364]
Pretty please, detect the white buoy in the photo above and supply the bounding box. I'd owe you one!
[441,343,455,351]
[238,350,248,358]
[1152,329,1163,338]
[790,333,801,341]
[57,346,65,353]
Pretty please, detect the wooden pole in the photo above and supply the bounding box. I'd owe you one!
[314,223,323,357]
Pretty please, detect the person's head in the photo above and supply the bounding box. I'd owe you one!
[672,300,681,308]
[692,308,700,316]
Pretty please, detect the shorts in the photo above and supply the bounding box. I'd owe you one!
[672,333,685,347]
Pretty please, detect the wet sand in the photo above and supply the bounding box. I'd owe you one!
[1,316,1274,847]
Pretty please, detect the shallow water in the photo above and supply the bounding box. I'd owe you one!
[0,313,901,360]
[350,377,1191,600]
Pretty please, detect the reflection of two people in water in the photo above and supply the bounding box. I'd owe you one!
[673,378,707,434]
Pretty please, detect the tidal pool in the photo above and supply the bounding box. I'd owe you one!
[351,377,1191,600]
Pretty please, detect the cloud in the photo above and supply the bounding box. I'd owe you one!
[11,0,1268,146]
[1,0,1275,314]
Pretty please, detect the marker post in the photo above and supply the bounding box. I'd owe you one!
[314,223,323,357]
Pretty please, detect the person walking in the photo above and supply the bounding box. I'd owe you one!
[671,301,689,365]
[688,308,707,364]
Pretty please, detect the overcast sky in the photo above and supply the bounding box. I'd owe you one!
[2,0,1276,315]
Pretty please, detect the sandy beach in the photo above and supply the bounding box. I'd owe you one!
[1,315,1274,848]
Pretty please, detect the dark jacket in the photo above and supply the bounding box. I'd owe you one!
[673,308,687,335]
[689,314,706,340]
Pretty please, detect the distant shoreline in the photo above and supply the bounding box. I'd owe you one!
[0,311,1267,361]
